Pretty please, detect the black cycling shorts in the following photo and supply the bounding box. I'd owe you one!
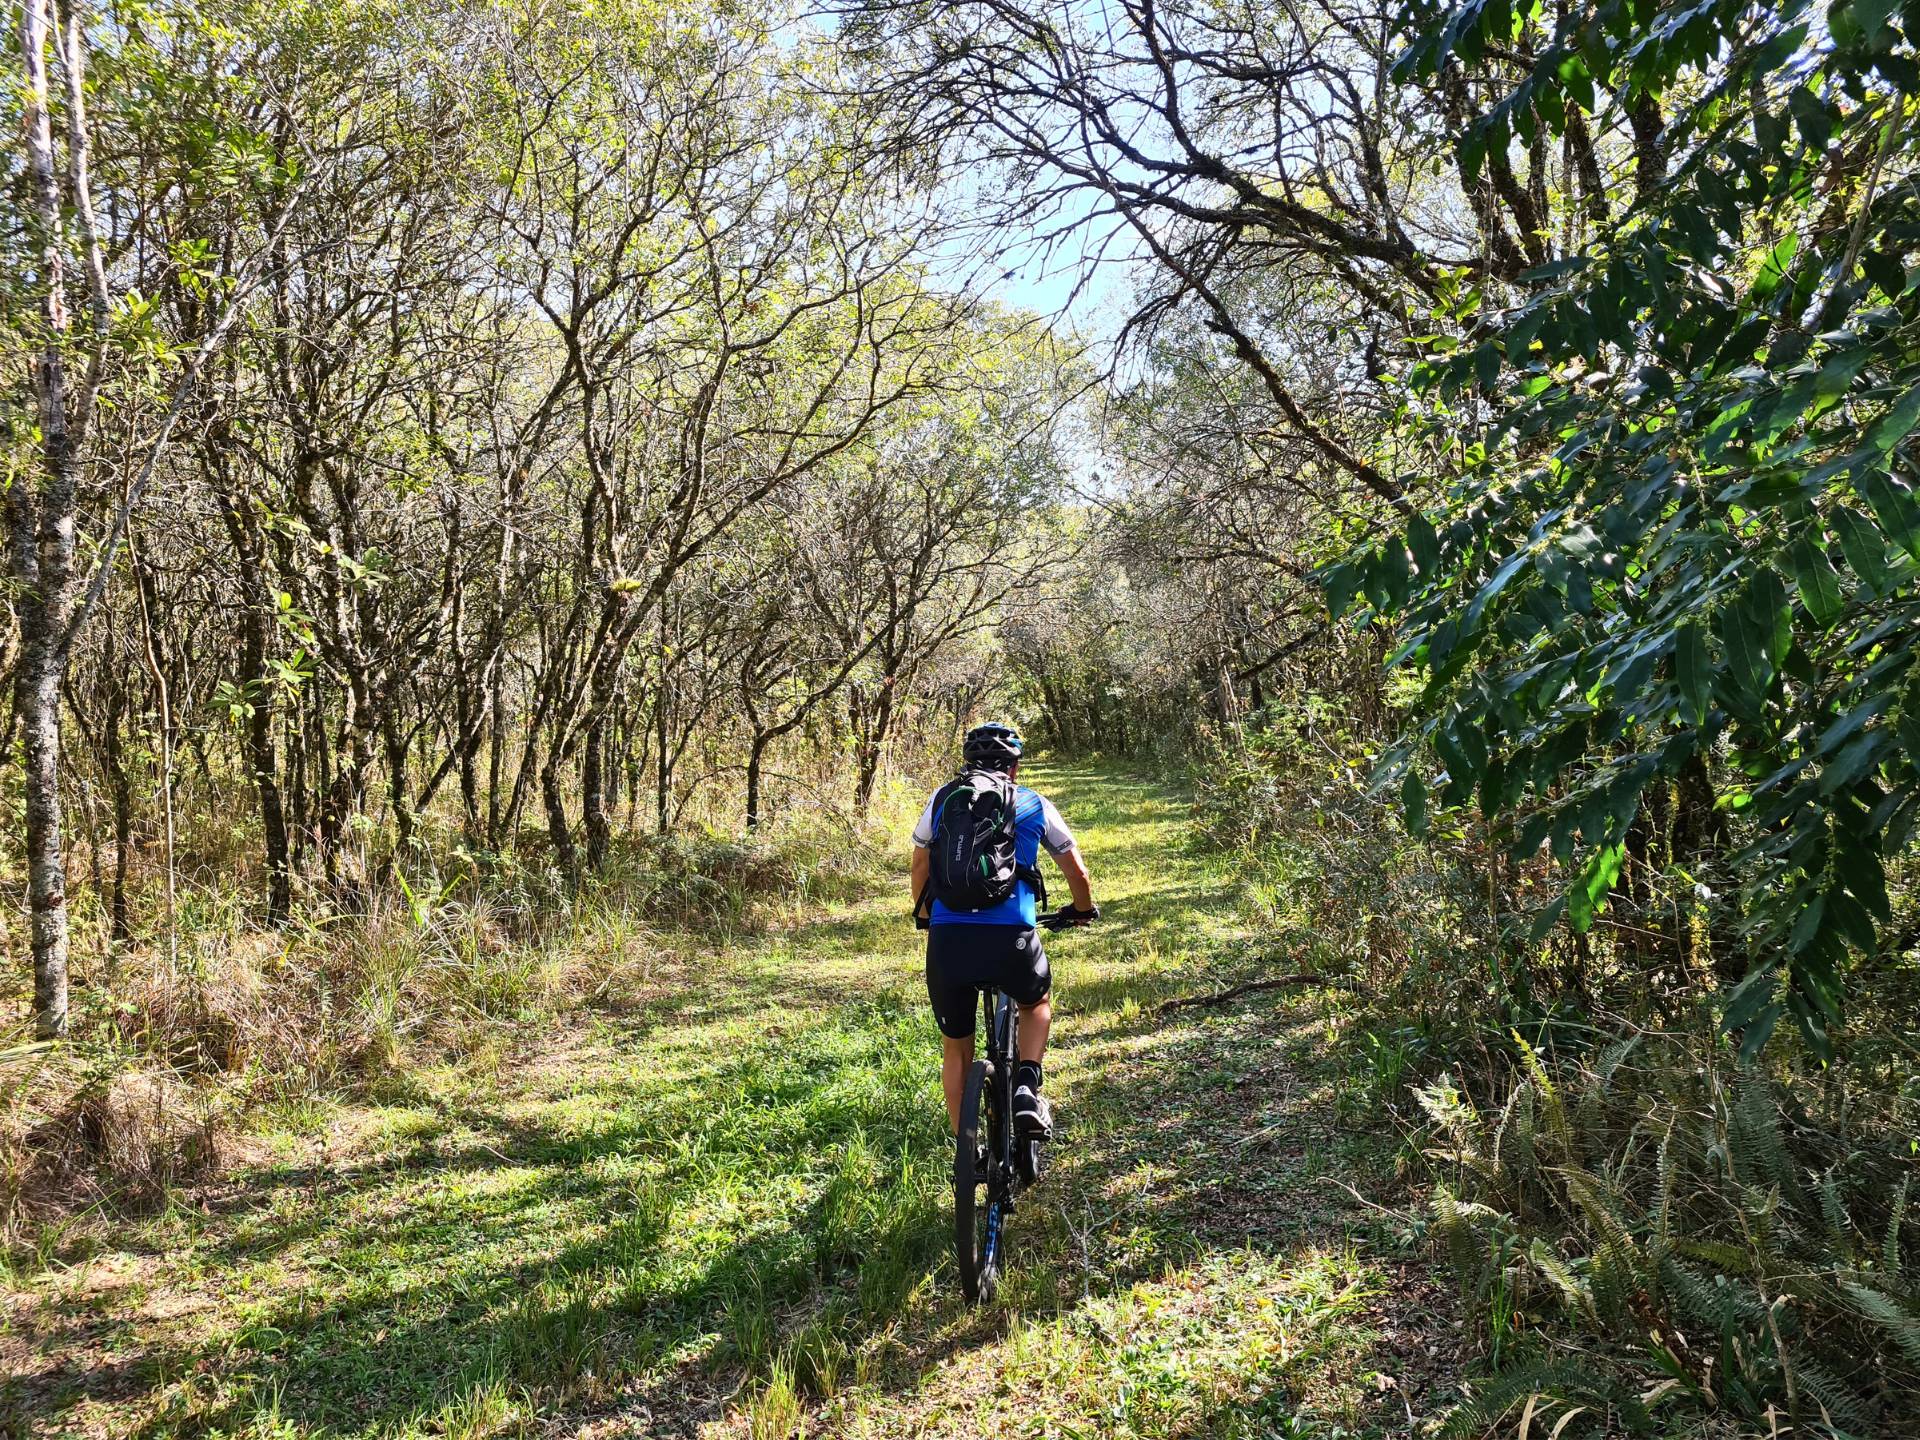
[925,924,1050,1039]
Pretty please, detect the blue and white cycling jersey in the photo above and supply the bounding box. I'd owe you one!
[911,784,1076,927]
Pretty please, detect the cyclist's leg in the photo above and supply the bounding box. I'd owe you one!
[941,1035,975,1134]
[1001,927,1051,1066]
[998,928,1054,1135]
[1017,995,1050,1065]
[925,928,980,1133]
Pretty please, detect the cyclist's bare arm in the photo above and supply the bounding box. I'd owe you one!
[1053,845,1093,912]
[910,844,931,918]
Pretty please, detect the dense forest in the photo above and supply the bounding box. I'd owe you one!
[7,0,1920,1436]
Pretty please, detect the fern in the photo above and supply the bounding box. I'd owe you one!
[1819,1168,1856,1264]
[1659,1255,1765,1332]
[1512,1031,1572,1159]
[1526,1235,1594,1324]
[1886,1176,1910,1286]
[1433,1183,1491,1298]
[1593,1035,1642,1085]
[1651,1121,1676,1249]
[1791,1353,1879,1436]
[1417,1032,1918,1430]
[1492,1083,1538,1206]
[1840,1278,1920,1369]
[1730,1082,1807,1213]
[1672,1237,1758,1277]
[1416,1073,1483,1155]
[1558,1167,1648,1275]
[1441,1361,1650,1438]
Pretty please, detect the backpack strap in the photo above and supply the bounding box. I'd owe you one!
[1018,862,1048,914]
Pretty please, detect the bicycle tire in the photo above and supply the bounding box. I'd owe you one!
[953,1056,997,1302]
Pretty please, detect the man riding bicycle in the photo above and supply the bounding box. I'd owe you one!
[910,723,1097,1141]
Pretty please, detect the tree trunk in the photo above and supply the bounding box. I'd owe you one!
[745,735,769,830]
[17,638,72,1037]
[654,674,672,835]
[582,715,610,868]
[104,680,132,945]
[319,710,372,904]
[383,708,413,862]
[543,751,577,878]
[213,472,293,922]
[854,678,896,816]
[485,651,509,849]
[11,0,81,1038]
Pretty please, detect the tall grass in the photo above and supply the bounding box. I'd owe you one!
[2,814,896,1256]
[1186,717,1920,1435]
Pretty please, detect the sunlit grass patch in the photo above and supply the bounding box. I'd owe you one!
[17,762,1432,1440]
[841,1248,1380,1440]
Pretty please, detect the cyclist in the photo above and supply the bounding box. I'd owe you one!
[910,722,1097,1141]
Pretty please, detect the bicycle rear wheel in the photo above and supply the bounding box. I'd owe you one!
[953,1056,1000,1302]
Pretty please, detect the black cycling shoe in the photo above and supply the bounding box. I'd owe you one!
[1013,1084,1053,1139]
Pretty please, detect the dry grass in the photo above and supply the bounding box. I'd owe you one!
[3,1044,223,1239]
[2,819,893,1257]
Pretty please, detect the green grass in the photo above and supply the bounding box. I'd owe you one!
[10,763,1449,1438]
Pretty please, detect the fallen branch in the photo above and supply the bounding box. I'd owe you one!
[1155,974,1324,1014]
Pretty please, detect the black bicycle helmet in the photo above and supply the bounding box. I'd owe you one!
[963,721,1025,769]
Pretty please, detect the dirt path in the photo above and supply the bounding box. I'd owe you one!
[9,765,1456,1439]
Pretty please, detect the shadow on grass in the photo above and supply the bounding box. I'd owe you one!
[30,987,958,1437]
[33,763,1421,1439]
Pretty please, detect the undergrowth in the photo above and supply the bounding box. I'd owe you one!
[10,762,1402,1439]
[1421,1038,1920,1436]
[2,814,893,1259]
[1189,715,1920,1437]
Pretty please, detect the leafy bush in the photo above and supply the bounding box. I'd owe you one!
[1190,717,1495,994]
[1344,0,1920,1057]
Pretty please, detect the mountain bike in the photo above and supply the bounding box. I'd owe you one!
[953,904,1097,1303]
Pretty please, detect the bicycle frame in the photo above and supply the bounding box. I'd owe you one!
[953,912,1086,1302]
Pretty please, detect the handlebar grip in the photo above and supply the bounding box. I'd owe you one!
[1041,904,1099,931]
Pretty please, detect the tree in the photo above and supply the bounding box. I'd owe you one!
[5,0,306,1031]
[1345,0,1920,1054]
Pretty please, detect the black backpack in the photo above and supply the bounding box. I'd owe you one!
[923,768,1046,914]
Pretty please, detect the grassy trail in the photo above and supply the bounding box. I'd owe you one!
[12,764,1454,1438]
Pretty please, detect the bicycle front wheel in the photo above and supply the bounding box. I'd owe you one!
[953,1057,999,1303]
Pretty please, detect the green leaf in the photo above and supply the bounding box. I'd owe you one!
[1820,730,1885,795]
[1863,248,1908,299]
[1675,620,1711,726]
[1751,231,1799,299]
[1474,341,1500,391]
[1528,895,1567,942]
[1858,469,1920,559]
[1323,561,1362,617]
[1723,965,1784,1060]
[1719,570,1786,706]
[1465,550,1530,631]
[1567,841,1625,932]
[1408,513,1440,574]
[1858,0,1901,35]
[1403,770,1429,837]
[1788,893,1826,953]
[1831,505,1894,593]
[1789,85,1833,151]
[1867,384,1920,453]
[1788,536,1844,626]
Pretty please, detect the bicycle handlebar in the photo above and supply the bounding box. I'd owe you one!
[912,903,1100,931]
[1039,903,1100,932]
